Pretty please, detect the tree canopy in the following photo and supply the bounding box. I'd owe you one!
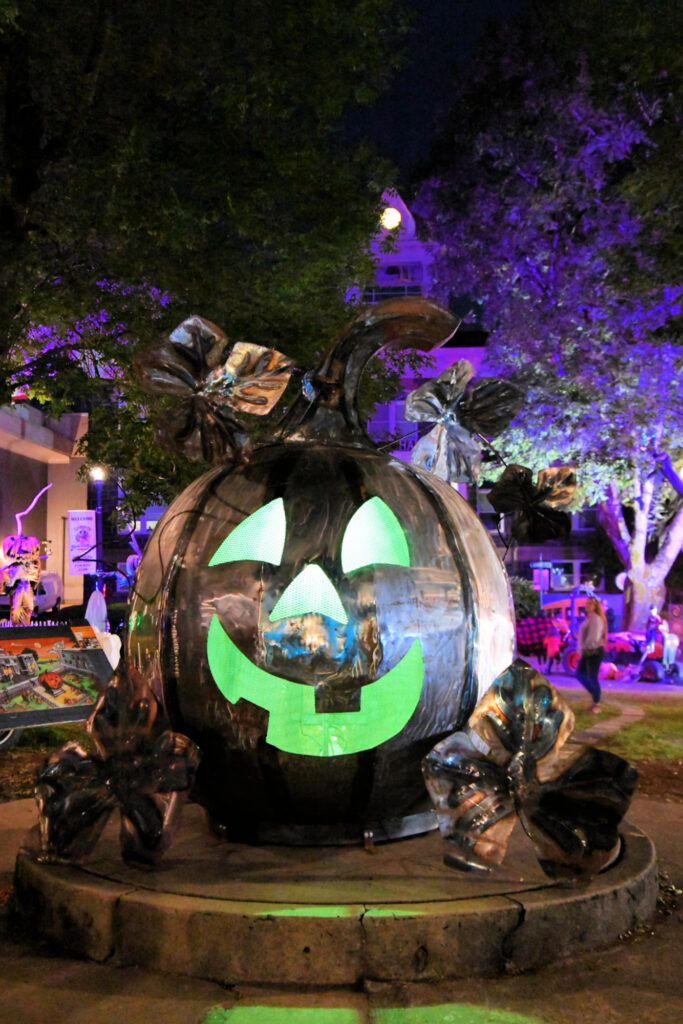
[416,0,683,626]
[0,0,408,513]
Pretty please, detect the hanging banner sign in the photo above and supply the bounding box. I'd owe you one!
[67,510,96,576]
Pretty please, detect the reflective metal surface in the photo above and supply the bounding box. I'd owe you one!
[406,360,522,485]
[35,663,200,867]
[135,315,292,463]
[423,659,638,881]
[127,444,514,835]
[488,464,577,543]
[126,298,515,839]
[277,297,460,447]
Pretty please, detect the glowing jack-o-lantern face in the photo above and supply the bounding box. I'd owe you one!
[206,495,423,757]
[128,446,514,842]
[127,441,514,833]
[127,440,516,831]
[127,297,516,836]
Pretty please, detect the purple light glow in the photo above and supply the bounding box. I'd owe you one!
[11,279,174,392]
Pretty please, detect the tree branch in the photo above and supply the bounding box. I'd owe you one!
[632,469,655,556]
[596,482,632,567]
[655,452,683,495]
[650,502,683,586]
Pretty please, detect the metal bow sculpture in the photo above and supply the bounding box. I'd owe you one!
[35,663,200,868]
[423,660,637,882]
[487,464,577,543]
[135,316,293,463]
[405,360,522,484]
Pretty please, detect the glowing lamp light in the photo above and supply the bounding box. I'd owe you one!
[380,206,402,231]
[89,466,107,482]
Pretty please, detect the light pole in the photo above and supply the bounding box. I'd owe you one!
[530,554,553,612]
[89,466,106,591]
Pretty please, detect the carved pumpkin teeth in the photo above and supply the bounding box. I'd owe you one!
[207,614,424,757]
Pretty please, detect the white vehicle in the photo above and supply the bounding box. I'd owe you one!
[34,571,63,614]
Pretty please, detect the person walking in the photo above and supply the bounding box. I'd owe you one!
[542,612,562,674]
[576,596,607,712]
[661,619,680,677]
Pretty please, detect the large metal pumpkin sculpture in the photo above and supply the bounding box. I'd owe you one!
[127,299,515,841]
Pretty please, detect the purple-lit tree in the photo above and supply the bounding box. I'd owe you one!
[416,25,682,629]
[8,282,185,517]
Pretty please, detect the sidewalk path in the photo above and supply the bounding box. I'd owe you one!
[0,786,681,1024]
[0,674,680,1024]
[573,701,645,745]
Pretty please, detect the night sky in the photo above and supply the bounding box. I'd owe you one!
[353,0,527,183]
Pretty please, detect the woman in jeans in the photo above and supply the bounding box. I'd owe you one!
[576,597,607,712]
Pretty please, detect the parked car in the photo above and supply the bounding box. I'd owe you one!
[34,572,63,614]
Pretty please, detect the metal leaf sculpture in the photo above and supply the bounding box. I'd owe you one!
[487,464,577,543]
[35,663,200,868]
[423,659,638,882]
[406,360,522,484]
[135,315,293,463]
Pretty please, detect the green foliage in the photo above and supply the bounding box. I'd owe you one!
[0,2,17,31]
[539,0,683,289]
[508,576,539,620]
[0,1,408,517]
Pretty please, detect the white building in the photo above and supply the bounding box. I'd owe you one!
[0,405,88,606]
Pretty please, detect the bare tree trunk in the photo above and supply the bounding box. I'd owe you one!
[598,474,683,630]
[623,573,667,631]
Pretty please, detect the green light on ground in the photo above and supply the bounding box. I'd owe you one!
[264,906,356,918]
[375,1007,548,1023]
[203,1010,359,1024]
[259,905,424,918]
[203,1008,548,1024]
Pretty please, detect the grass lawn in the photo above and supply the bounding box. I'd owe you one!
[598,701,683,761]
[562,697,621,733]
[15,723,91,751]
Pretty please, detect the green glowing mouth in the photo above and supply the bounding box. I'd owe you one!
[206,615,423,757]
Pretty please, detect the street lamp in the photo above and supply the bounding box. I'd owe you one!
[89,466,106,588]
[380,206,402,231]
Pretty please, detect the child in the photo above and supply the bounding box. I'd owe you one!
[543,614,562,674]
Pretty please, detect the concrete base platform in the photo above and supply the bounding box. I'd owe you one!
[13,803,657,987]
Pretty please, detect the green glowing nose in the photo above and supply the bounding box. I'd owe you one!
[269,564,348,624]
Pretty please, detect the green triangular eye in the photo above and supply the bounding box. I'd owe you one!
[209,497,286,566]
[341,496,410,574]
